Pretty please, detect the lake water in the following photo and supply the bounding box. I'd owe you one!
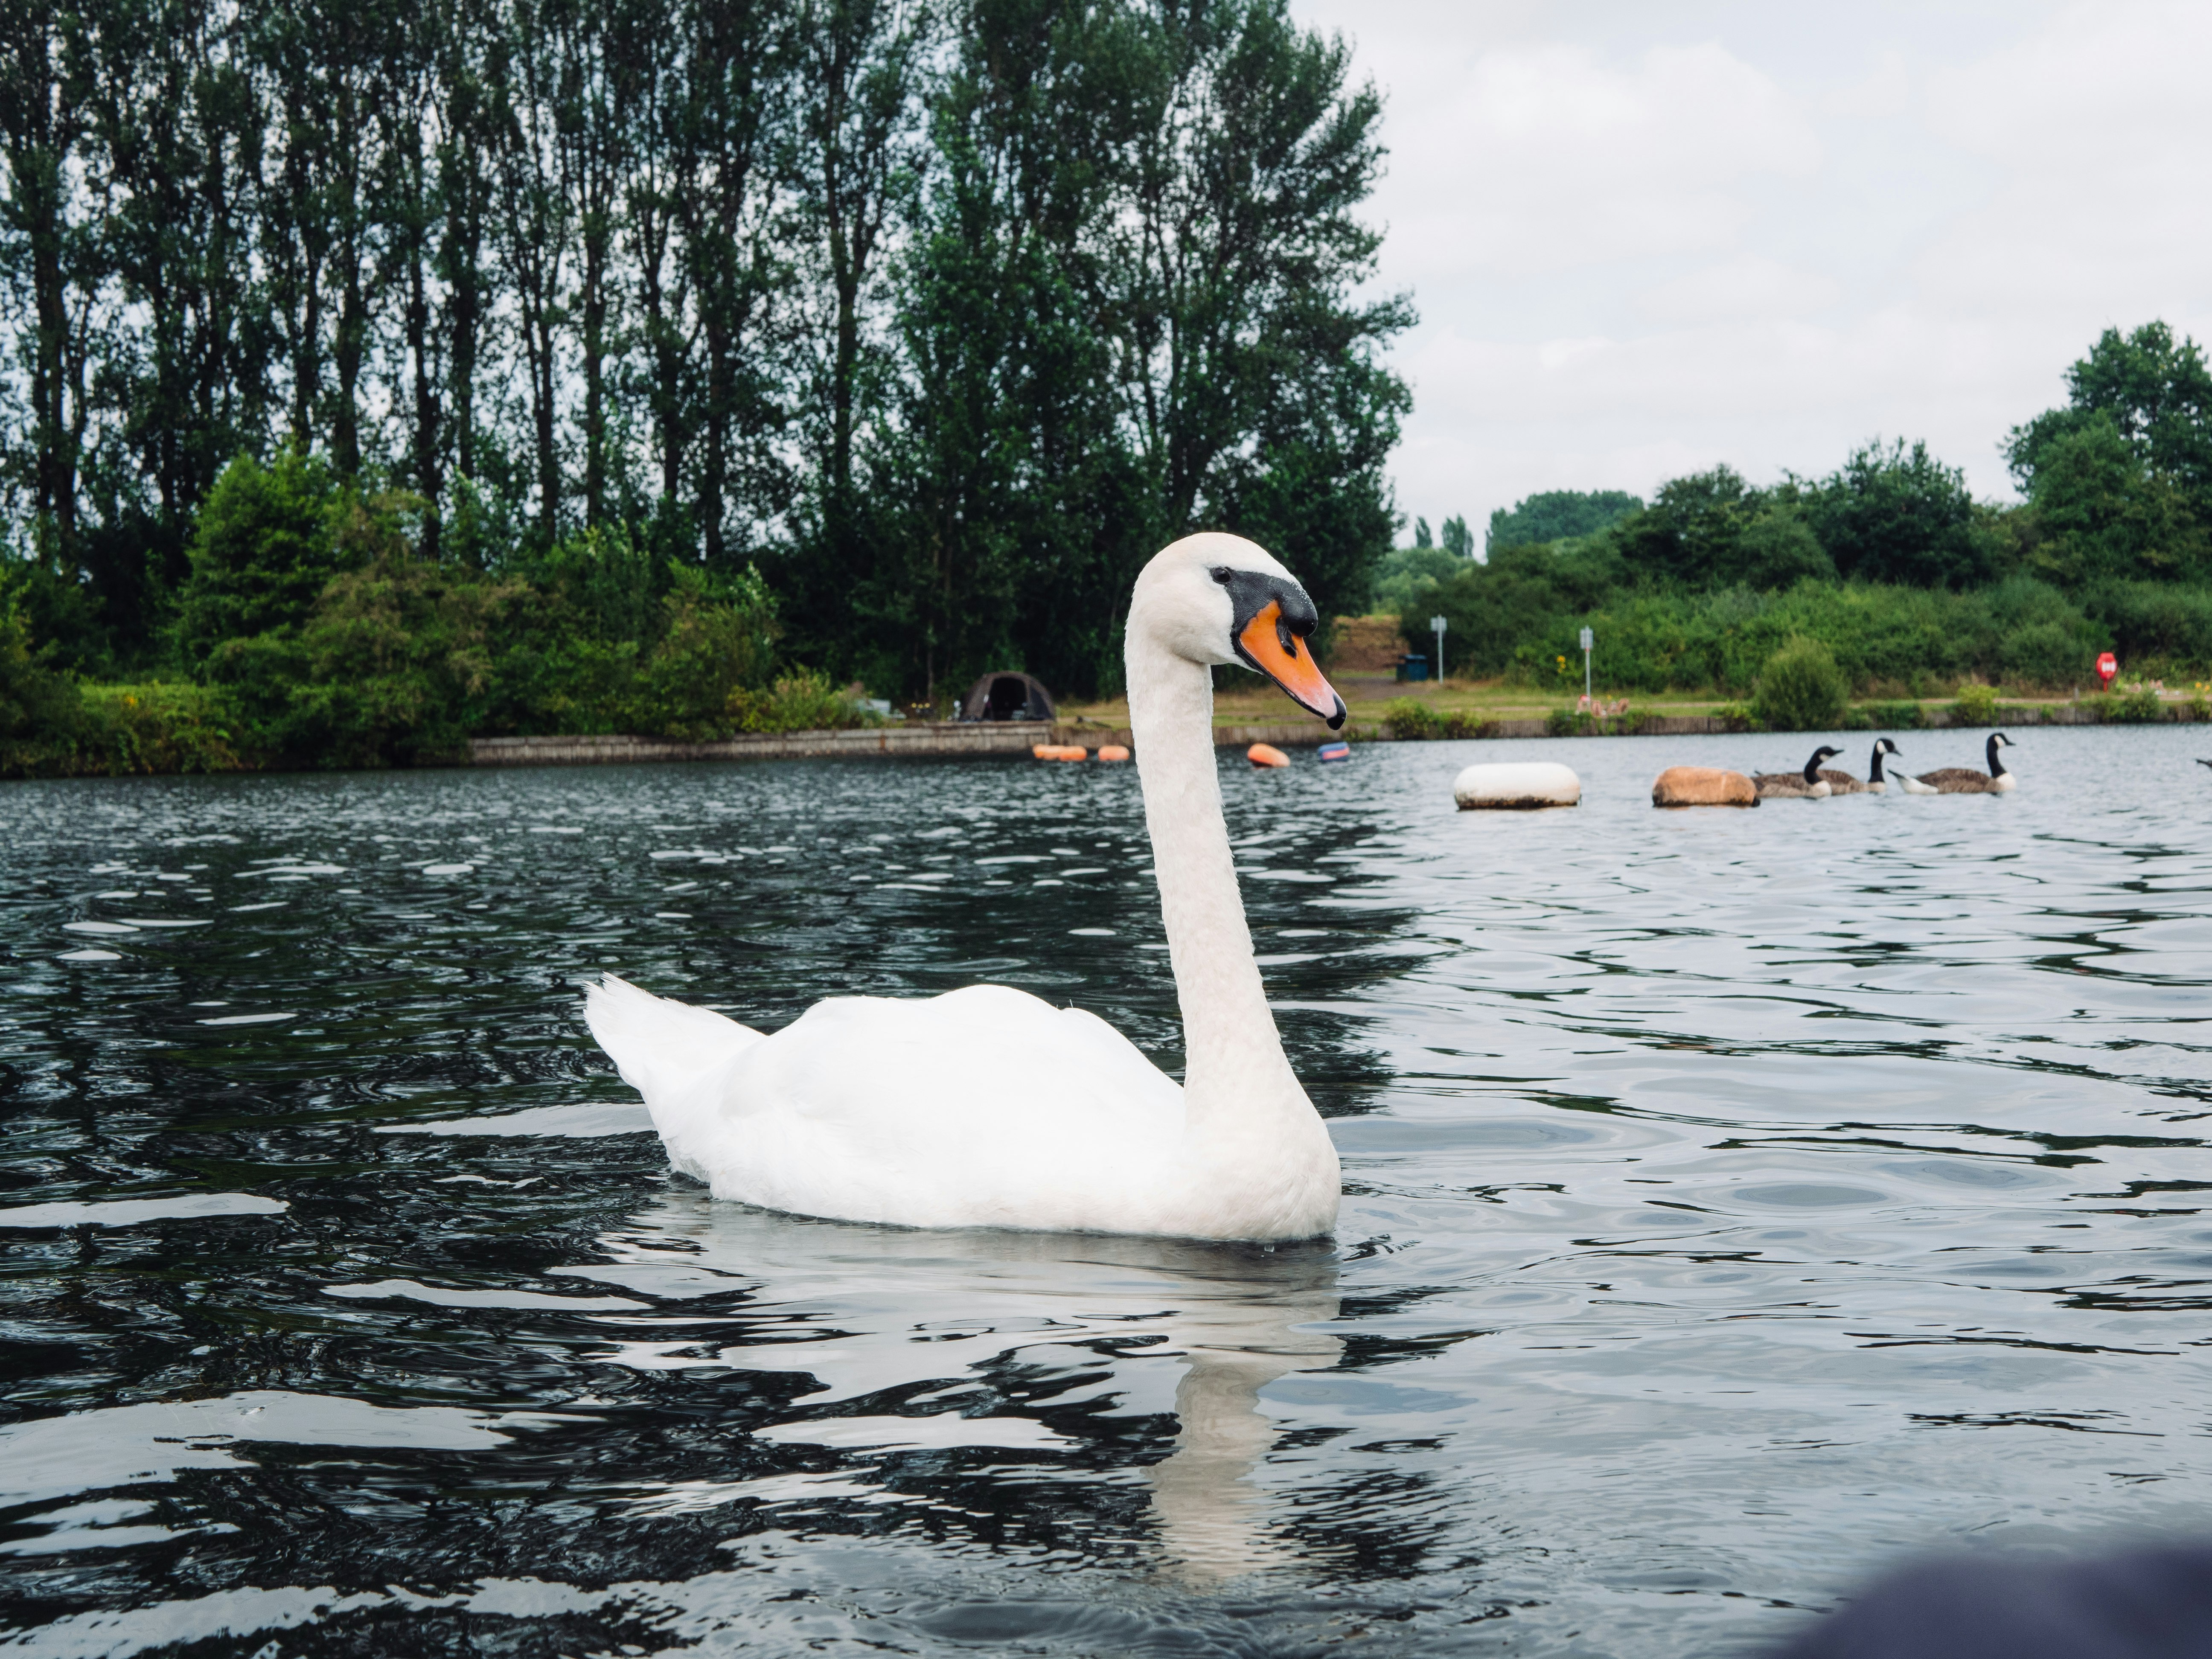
[4,725,2210,1657]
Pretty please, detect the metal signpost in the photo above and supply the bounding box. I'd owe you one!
[1431,614,1448,683]
[1580,626,1594,704]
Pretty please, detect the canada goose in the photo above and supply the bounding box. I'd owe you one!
[1844,737,1906,794]
[1890,749,1938,794]
[1815,738,1901,794]
[1752,745,1842,799]
[1914,731,2017,794]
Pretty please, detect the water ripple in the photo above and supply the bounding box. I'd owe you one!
[2,724,2209,1655]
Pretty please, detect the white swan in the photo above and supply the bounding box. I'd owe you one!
[585,533,1348,1241]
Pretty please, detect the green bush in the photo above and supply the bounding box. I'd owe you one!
[1751,637,1848,731]
[1997,620,2090,687]
[0,609,84,774]
[633,565,780,739]
[1383,697,1491,739]
[732,671,879,733]
[76,684,256,773]
[1951,682,2000,725]
[2100,684,2164,723]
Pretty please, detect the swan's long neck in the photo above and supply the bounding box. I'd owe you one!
[1125,628,1301,1140]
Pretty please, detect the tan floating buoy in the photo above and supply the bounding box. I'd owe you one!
[1247,743,1290,768]
[1033,743,1088,762]
[1097,744,1130,762]
[1651,765,1758,808]
[1453,761,1581,810]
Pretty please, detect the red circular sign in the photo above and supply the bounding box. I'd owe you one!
[2096,652,2118,687]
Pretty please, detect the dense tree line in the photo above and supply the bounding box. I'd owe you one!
[0,0,1408,714]
[1396,324,2212,693]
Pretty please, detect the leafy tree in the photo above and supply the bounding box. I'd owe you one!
[1400,537,1630,675]
[1115,0,1410,632]
[1411,515,1430,548]
[2008,322,2212,519]
[1438,513,1472,559]
[1735,506,1833,589]
[1486,489,1641,553]
[1368,544,1461,615]
[2023,412,2208,586]
[175,448,350,667]
[1804,437,1983,588]
[1610,466,1755,588]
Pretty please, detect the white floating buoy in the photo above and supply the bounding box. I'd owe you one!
[1453,761,1581,810]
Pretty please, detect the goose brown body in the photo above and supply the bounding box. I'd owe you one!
[1917,732,2017,794]
[1752,746,1842,799]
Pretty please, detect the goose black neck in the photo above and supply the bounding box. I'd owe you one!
[1986,733,2008,777]
[1869,742,1886,783]
[1802,751,1824,784]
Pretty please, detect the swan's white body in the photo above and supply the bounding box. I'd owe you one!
[586,533,1343,1241]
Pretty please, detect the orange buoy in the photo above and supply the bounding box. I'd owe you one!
[1032,743,1086,760]
[1097,744,1130,762]
[1651,765,1758,808]
[1247,743,1290,768]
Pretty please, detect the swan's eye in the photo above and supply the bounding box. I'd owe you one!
[1211,567,1232,584]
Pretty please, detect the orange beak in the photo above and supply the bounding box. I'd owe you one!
[1237,602,1346,729]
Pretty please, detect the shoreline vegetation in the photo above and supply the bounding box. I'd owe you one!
[7,0,2212,786]
[3,0,1408,778]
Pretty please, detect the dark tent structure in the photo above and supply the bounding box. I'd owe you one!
[960,671,1056,723]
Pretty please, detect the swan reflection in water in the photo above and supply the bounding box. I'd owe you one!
[570,1190,1343,1581]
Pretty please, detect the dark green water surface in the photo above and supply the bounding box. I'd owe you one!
[4,726,2210,1656]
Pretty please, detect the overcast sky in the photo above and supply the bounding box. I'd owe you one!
[1284,0,2212,543]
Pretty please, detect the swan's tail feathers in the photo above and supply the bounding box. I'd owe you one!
[584,974,762,1107]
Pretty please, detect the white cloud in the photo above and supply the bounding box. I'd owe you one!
[1633,256,1842,324]
[1384,42,1821,282]
[1291,0,2212,542]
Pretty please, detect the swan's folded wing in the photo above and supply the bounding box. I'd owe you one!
[708,984,1186,1229]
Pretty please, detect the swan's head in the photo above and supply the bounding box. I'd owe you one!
[1130,533,1346,729]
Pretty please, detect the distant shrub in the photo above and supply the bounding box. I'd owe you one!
[76,684,256,774]
[1951,682,2000,725]
[0,610,84,774]
[1859,700,1926,732]
[633,564,781,740]
[731,671,881,733]
[1385,698,1493,739]
[1751,637,1848,731]
[1998,621,2091,687]
[2100,684,2164,723]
